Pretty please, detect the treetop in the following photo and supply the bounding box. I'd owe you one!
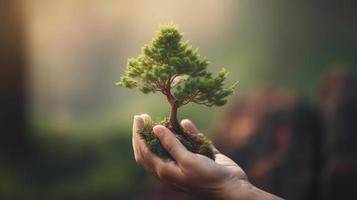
[118,23,237,108]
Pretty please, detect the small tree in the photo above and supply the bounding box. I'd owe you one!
[118,24,237,159]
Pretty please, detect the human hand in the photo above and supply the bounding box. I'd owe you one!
[132,114,282,200]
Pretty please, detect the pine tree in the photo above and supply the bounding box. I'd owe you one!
[118,24,237,160]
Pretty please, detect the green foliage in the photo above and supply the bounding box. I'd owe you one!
[117,23,237,107]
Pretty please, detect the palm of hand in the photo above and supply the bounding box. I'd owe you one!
[178,152,248,196]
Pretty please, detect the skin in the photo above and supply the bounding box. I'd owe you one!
[132,114,283,200]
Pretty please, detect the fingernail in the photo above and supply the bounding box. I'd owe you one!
[182,119,191,124]
[141,113,151,122]
[153,125,164,137]
[134,115,143,125]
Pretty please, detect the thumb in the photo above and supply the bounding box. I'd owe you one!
[153,125,192,162]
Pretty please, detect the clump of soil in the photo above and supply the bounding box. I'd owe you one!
[139,117,215,160]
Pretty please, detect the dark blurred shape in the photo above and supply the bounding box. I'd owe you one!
[318,68,357,200]
[213,90,296,155]
[0,0,29,160]
[212,90,323,200]
[319,68,357,159]
[265,103,323,200]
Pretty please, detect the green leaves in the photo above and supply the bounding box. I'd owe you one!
[174,68,238,106]
[117,23,237,108]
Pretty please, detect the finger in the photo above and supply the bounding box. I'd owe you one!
[180,119,199,134]
[137,143,163,177]
[140,113,152,123]
[133,115,185,182]
[137,135,186,183]
[211,144,220,154]
[153,125,193,163]
[133,115,159,175]
[132,115,144,162]
[132,114,155,164]
[180,119,220,154]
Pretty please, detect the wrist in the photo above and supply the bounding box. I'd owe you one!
[224,179,254,200]
[212,179,283,200]
[208,178,252,200]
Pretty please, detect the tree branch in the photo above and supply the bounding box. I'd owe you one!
[193,100,215,107]
[180,90,201,106]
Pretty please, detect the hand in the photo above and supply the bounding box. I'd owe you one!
[132,114,282,200]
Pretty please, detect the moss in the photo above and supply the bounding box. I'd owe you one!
[139,118,215,160]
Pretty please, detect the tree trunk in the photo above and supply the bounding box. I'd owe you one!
[168,102,181,134]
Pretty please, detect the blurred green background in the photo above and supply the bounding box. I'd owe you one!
[1,0,357,199]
